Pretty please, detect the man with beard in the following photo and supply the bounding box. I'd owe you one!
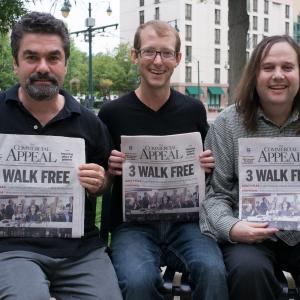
[0,12,122,300]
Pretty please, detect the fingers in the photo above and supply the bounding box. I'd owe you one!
[78,163,105,194]
[108,150,125,176]
[230,220,279,243]
[199,150,215,173]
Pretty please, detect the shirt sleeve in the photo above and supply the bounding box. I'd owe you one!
[200,112,240,242]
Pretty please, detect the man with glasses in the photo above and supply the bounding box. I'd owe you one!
[98,20,228,300]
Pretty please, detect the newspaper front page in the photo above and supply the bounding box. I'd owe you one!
[121,132,205,222]
[0,134,85,238]
[239,137,300,230]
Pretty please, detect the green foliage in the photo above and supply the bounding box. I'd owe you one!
[0,0,28,34]
[0,34,16,90]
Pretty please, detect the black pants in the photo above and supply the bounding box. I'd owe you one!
[222,240,300,300]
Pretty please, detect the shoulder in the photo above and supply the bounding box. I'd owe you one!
[100,92,134,113]
[171,89,207,116]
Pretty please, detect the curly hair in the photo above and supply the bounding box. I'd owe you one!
[11,11,70,65]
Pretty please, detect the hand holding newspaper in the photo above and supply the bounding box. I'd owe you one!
[121,132,205,222]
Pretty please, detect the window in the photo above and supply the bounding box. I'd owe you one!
[253,16,258,30]
[264,0,269,14]
[253,0,258,12]
[154,0,160,3]
[285,22,289,35]
[215,9,220,25]
[185,25,192,41]
[264,18,269,32]
[185,66,192,83]
[155,7,159,20]
[139,10,144,25]
[285,5,290,18]
[214,68,220,84]
[139,0,144,6]
[215,29,220,44]
[185,4,192,20]
[215,49,220,64]
[208,95,220,108]
[247,0,250,12]
[215,0,220,4]
[253,34,258,48]
[185,46,192,63]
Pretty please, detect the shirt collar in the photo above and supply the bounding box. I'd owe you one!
[4,84,81,115]
[257,106,299,128]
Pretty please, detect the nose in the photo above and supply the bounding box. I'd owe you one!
[153,52,163,64]
[272,67,284,79]
[36,58,50,73]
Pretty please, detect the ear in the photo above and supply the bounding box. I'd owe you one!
[175,52,182,67]
[12,58,18,75]
[131,48,138,64]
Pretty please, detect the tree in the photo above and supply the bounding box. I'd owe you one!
[0,0,28,34]
[228,0,249,104]
[0,34,16,90]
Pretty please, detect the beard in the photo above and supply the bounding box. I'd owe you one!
[25,72,60,101]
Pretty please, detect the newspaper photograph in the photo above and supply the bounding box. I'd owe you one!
[239,137,300,230]
[121,132,205,222]
[0,134,85,238]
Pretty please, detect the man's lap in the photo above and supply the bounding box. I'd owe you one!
[0,248,122,300]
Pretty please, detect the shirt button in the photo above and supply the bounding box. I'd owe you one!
[33,125,38,130]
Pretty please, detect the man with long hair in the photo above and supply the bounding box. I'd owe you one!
[200,35,300,300]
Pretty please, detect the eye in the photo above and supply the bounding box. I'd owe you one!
[262,65,273,72]
[25,55,38,63]
[282,65,294,71]
[48,55,61,63]
[162,50,174,58]
[143,49,155,56]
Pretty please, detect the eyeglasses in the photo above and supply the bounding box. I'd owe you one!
[137,48,177,61]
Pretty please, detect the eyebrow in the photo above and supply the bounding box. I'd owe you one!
[22,49,63,56]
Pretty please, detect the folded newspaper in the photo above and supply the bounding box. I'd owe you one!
[121,132,205,222]
[0,134,85,238]
[239,137,300,231]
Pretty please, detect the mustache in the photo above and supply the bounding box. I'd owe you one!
[28,73,59,85]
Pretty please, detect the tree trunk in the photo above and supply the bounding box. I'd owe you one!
[228,0,249,104]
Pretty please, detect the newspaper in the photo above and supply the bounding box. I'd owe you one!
[0,134,85,238]
[121,132,205,222]
[239,137,300,230]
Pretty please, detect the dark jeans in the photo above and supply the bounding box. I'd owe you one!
[111,221,228,300]
[222,239,300,300]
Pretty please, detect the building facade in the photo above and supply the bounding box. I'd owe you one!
[120,0,294,117]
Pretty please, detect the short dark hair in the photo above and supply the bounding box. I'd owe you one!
[11,11,70,65]
[133,20,181,53]
[235,35,300,132]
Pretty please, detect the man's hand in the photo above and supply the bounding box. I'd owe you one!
[199,150,215,173]
[229,220,279,243]
[108,150,125,176]
[78,163,106,194]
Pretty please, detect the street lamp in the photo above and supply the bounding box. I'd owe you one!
[61,1,118,109]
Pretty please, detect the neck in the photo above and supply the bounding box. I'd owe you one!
[18,87,64,126]
[135,84,171,111]
[261,103,293,127]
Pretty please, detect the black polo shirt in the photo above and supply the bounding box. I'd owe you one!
[0,84,112,258]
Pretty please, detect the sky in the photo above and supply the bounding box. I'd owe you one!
[26,0,120,54]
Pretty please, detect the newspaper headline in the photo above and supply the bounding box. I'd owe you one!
[121,132,205,222]
[239,137,300,230]
[0,134,85,238]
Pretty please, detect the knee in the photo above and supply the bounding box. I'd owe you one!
[122,267,160,292]
[229,258,270,282]
[190,260,227,283]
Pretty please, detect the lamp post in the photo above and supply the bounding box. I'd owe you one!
[61,1,118,109]
[197,60,200,101]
